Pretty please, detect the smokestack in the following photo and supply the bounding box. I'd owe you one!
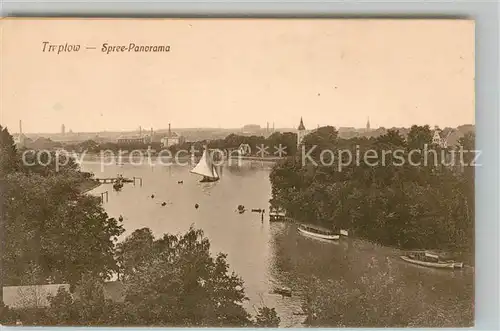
[19,120,22,134]
[168,123,171,136]
[272,122,275,132]
[139,126,142,136]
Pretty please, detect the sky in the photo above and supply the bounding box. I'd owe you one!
[1,19,474,133]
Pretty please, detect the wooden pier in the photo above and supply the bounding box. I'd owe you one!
[96,177,142,187]
[96,178,120,184]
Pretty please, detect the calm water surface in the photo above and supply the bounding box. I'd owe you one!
[81,159,473,327]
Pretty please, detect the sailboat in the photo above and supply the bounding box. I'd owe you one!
[191,146,220,182]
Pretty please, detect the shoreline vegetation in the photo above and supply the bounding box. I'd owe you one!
[269,126,474,263]
[76,178,101,194]
[0,125,281,327]
[1,124,474,327]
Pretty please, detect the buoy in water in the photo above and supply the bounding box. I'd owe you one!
[195,203,199,209]
[151,194,155,199]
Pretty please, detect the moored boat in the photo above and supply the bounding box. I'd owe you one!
[272,286,292,297]
[269,207,287,221]
[297,224,340,241]
[400,251,463,269]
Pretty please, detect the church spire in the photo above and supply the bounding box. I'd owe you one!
[366,117,371,131]
[298,117,306,131]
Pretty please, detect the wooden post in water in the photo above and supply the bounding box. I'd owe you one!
[100,191,108,203]
[133,177,142,187]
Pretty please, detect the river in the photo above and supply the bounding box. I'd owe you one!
[81,158,473,327]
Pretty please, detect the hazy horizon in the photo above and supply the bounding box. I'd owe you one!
[1,19,475,133]
[6,122,476,136]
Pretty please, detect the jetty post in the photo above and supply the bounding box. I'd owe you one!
[100,191,108,203]
[133,177,143,187]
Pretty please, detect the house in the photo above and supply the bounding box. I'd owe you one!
[238,143,251,155]
[161,123,185,148]
[2,281,126,309]
[117,134,151,145]
[432,127,449,148]
[2,284,71,309]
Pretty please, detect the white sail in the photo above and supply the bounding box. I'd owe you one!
[191,148,219,179]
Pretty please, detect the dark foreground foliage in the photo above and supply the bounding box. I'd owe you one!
[0,126,279,327]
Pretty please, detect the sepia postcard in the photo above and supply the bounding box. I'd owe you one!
[0,18,475,327]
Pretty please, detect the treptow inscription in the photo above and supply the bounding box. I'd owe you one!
[41,42,171,54]
[42,42,81,54]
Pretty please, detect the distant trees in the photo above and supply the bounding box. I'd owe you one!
[0,125,18,176]
[55,131,298,158]
[214,132,297,157]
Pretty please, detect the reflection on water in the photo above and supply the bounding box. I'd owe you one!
[81,160,473,327]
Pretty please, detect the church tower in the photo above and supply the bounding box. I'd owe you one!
[366,117,371,131]
[297,117,307,147]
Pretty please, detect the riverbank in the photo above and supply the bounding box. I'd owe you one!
[282,216,474,267]
[77,179,102,194]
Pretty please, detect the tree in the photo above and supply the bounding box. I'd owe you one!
[270,125,475,253]
[117,227,252,326]
[302,257,472,327]
[3,172,124,287]
[407,125,432,150]
[301,126,339,160]
[254,307,280,327]
[375,129,406,148]
[0,125,18,176]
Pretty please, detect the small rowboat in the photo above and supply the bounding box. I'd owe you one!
[400,251,463,269]
[298,224,340,241]
[272,286,292,297]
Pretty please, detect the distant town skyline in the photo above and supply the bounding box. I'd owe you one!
[2,19,474,133]
[9,119,474,135]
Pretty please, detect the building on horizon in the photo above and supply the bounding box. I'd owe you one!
[117,134,151,145]
[161,123,185,148]
[432,126,449,148]
[61,124,66,135]
[14,120,26,147]
[297,117,307,147]
[117,127,152,145]
[242,124,261,135]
